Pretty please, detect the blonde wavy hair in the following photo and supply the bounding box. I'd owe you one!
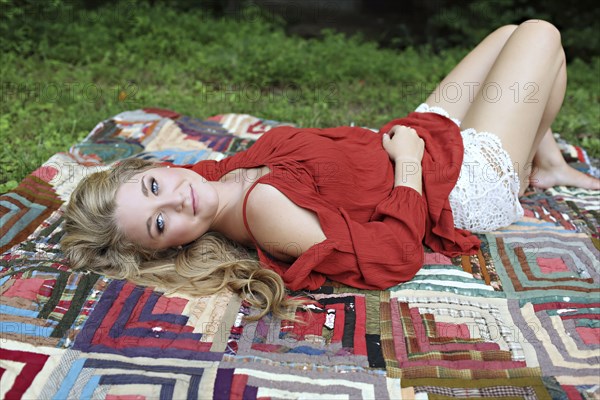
[60,158,303,320]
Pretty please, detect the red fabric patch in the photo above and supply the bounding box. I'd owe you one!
[353,296,368,356]
[562,385,584,399]
[537,257,569,274]
[230,372,249,400]
[291,312,325,340]
[435,322,471,339]
[575,146,586,163]
[247,121,269,135]
[32,166,59,183]
[251,343,282,352]
[142,108,180,119]
[3,278,47,300]
[37,279,56,298]
[575,327,600,345]
[561,313,598,321]
[331,303,346,343]
[153,295,188,315]
[0,348,49,399]
[424,252,453,265]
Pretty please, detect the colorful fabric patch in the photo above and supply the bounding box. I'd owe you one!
[382,290,542,380]
[72,280,235,361]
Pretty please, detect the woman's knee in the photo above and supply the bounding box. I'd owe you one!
[517,20,562,52]
[519,19,561,37]
[482,24,518,49]
[493,24,518,40]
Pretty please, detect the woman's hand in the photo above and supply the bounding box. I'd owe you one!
[383,125,424,194]
[382,125,424,163]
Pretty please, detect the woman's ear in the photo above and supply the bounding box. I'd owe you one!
[175,242,194,251]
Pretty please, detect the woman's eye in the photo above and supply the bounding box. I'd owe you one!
[151,178,159,195]
[156,214,165,233]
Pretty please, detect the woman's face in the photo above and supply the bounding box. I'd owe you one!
[115,166,218,250]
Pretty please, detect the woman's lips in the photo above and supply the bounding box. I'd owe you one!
[190,184,197,215]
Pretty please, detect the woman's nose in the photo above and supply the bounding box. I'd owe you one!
[157,191,184,212]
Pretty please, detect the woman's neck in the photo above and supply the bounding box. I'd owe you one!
[207,178,244,237]
[206,166,271,246]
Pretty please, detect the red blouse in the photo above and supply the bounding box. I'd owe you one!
[185,112,480,291]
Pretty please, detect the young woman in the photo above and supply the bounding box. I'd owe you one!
[61,20,600,318]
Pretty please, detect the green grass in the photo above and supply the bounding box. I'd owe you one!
[1,2,598,193]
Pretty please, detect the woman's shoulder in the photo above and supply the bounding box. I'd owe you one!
[244,182,327,263]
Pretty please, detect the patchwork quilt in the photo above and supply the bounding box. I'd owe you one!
[1,108,599,399]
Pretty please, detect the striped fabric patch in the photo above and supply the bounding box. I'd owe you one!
[38,348,220,399]
[0,176,62,253]
[215,360,389,400]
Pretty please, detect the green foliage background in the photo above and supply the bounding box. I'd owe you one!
[1,0,598,193]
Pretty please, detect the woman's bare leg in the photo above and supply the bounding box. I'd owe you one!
[523,55,598,190]
[458,20,588,196]
[426,20,600,193]
[425,24,517,121]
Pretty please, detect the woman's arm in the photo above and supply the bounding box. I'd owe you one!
[245,183,327,262]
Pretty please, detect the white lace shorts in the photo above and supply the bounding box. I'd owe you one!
[415,103,524,232]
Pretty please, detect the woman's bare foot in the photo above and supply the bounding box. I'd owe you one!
[528,130,600,191]
[529,162,600,190]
